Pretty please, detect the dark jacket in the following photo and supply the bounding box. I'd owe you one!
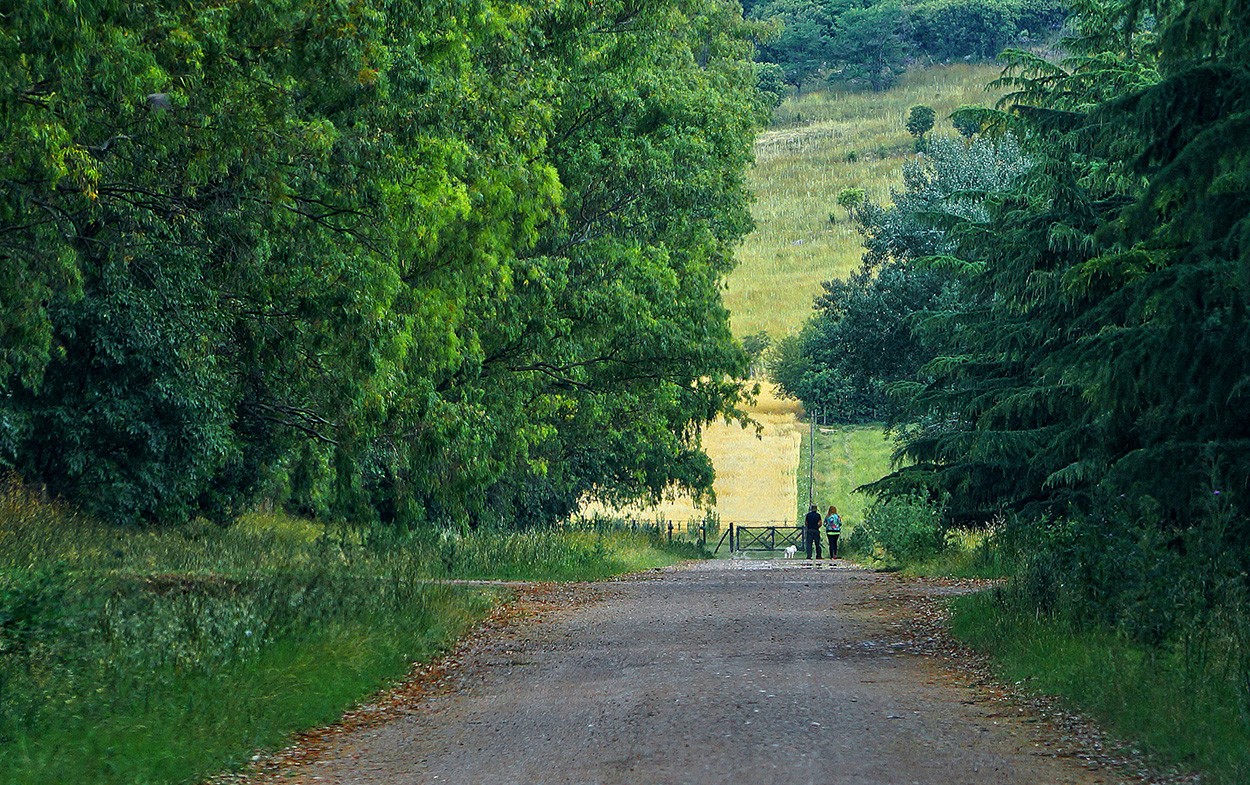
[804,510,823,529]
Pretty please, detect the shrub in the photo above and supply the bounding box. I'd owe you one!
[906,105,936,139]
[852,492,946,563]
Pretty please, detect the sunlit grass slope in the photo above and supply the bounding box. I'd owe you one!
[796,424,896,530]
[727,63,1006,338]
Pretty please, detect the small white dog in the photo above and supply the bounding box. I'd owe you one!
[782,545,798,559]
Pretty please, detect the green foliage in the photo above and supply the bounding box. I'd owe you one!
[909,0,1021,60]
[752,0,844,91]
[869,0,1250,533]
[779,132,1030,423]
[741,331,774,377]
[849,492,947,563]
[774,264,949,421]
[0,0,767,528]
[950,104,987,137]
[906,105,936,138]
[757,61,790,107]
[765,331,811,402]
[825,1,1250,757]
[827,1,910,91]
[750,0,1067,94]
[835,186,867,215]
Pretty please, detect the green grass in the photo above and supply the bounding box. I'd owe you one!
[951,592,1250,784]
[897,529,1013,578]
[728,63,1006,338]
[0,479,696,785]
[795,423,895,531]
[1,588,493,785]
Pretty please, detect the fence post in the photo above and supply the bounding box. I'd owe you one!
[729,522,735,553]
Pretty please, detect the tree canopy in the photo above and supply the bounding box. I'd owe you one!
[749,0,1068,92]
[789,0,1250,537]
[1,0,770,527]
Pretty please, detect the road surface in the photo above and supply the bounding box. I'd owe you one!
[243,559,1135,785]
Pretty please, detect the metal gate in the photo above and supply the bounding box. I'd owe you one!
[713,523,804,554]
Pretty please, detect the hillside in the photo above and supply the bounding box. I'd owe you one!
[605,66,1009,530]
[726,63,1005,338]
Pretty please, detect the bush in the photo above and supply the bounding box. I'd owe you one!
[852,493,946,563]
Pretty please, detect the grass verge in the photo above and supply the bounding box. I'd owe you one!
[1,587,493,785]
[1,480,696,785]
[951,592,1250,783]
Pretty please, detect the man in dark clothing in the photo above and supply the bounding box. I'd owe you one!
[803,504,823,559]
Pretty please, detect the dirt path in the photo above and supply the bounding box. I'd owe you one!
[239,559,1147,785]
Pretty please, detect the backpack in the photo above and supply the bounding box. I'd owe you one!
[825,514,841,533]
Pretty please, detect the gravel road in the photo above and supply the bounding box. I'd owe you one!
[253,559,1129,785]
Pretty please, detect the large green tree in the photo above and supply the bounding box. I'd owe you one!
[871,0,1250,533]
[826,1,908,91]
[381,0,771,526]
[778,133,1030,427]
[1,0,765,527]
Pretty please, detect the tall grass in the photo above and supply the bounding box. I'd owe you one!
[0,478,696,784]
[728,63,1006,338]
[1,584,492,785]
[952,591,1250,783]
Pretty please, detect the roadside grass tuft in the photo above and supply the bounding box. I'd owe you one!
[895,529,1014,579]
[430,526,691,582]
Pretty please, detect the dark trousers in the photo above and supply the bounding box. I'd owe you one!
[827,533,839,557]
[804,528,822,559]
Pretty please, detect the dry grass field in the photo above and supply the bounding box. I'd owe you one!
[726,63,1006,339]
[587,385,804,526]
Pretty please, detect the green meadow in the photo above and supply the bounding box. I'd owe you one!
[795,424,896,531]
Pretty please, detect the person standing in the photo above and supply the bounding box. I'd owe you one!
[803,504,823,559]
[824,505,842,558]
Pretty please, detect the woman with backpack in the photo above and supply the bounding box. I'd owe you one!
[824,505,842,558]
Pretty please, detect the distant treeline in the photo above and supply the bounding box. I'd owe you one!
[0,0,769,528]
[747,0,1067,93]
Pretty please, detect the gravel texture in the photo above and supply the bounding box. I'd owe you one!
[226,558,1190,785]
